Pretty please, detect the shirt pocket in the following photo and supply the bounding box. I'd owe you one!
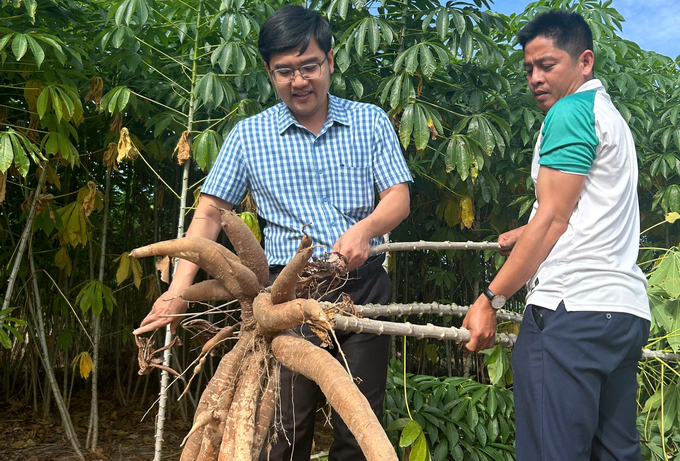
[328,164,374,217]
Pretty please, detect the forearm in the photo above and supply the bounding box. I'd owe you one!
[354,183,410,239]
[169,194,233,289]
[489,215,566,298]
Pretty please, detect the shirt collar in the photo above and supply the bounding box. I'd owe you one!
[575,78,605,94]
[277,94,350,135]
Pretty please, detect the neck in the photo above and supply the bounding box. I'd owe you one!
[294,95,329,136]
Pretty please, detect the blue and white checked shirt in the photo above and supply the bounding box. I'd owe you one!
[201,94,413,265]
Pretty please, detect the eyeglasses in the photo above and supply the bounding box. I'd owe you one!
[270,55,328,83]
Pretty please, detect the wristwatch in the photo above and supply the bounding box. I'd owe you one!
[483,287,506,310]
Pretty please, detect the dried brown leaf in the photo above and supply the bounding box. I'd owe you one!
[26,117,40,143]
[80,181,97,217]
[117,127,139,163]
[84,77,104,106]
[173,131,191,165]
[103,142,118,171]
[110,112,122,133]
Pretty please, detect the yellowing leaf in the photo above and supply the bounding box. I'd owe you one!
[55,246,72,275]
[131,257,143,288]
[470,160,478,183]
[24,80,44,112]
[72,351,93,379]
[444,198,460,228]
[461,195,474,229]
[116,252,131,286]
[239,211,261,242]
[666,212,680,224]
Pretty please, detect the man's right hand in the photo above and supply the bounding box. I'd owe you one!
[133,288,188,336]
[498,225,526,256]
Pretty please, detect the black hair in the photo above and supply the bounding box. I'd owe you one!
[258,5,332,65]
[517,10,593,61]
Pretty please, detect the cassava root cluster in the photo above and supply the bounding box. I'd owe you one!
[130,209,397,461]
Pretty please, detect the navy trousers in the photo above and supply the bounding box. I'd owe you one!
[512,302,650,461]
[258,266,392,461]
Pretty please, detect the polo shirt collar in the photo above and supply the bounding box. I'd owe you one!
[277,94,350,135]
[575,78,605,94]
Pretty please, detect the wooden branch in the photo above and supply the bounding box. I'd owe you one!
[331,301,523,324]
[370,240,501,255]
[332,316,516,348]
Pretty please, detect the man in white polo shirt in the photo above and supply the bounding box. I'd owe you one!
[462,10,650,461]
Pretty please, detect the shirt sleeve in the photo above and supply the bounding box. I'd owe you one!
[538,91,599,175]
[201,125,248,204]
[373,109,413,192]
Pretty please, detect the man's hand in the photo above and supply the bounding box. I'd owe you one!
[332,223,371,271]
[461,295,497,351]
[134,288,188,335]
[498,225,526,256]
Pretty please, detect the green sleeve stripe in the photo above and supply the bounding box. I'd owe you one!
[538,90,598,175]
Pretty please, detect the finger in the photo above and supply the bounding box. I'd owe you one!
[133,318,171,336]
[465,334,478,352]
[139,313,159,328]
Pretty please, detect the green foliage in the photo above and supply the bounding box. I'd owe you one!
[76,280,117,317]
[385,360,516,461]
[0,307,27,349]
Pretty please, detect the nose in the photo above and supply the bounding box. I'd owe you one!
[291,71,308,87]
[528,69,544,87]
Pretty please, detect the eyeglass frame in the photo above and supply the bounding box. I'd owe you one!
[269,55,329,83]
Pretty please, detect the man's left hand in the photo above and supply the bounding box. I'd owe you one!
[332,224,371,271]
[462,295,498,351]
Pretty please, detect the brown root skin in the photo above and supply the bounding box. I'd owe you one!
[297,223,312,251]
[218,353,264,461]
[181,334,252,461]
[253,292,331,336]
[181,280,235,303]
[217,208,269,286]
[201,325,238,355]
[270,245,314,304]
[252,360,279,460]
[130,237,240,282]
[220,256,261,301]
[272,333,398,461]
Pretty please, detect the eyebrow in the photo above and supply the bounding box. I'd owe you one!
[524,56,558,67]
[273,57,323,69]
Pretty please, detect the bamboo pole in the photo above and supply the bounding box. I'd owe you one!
[153,4,202,460]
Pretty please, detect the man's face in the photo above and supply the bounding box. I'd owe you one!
[523,35,592,112]
[266,39,334,122]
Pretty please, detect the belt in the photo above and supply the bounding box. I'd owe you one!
[348,253,385,279]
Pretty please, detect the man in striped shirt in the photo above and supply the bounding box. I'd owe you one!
[134,5,412,460]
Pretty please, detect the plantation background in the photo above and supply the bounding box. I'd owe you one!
[0,0,678,460]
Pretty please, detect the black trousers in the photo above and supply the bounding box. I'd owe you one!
[258,265,392,461]
[512,302,650,461]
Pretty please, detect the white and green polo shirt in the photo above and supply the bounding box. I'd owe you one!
[526,78,650,320]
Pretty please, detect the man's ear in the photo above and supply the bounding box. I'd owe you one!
[327,49,334,74]
[580,49,594,77]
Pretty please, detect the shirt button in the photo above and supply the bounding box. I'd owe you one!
[330,221,336,226]
[322,197,328,203]
[317,168,323,175]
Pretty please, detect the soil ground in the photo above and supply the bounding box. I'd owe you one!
[0,393,333,461]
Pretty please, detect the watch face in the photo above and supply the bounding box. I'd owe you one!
[492,295,506,309]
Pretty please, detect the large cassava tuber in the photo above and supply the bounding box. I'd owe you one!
[132,209,397,461]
